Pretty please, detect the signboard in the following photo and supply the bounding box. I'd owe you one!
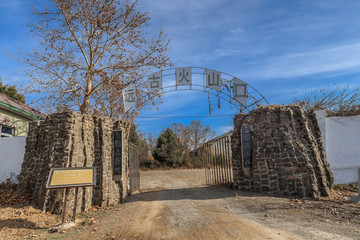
[233,77,247,107]
[122,83,136,112]
[176,67,192,86]
[206,69,221,91]
[241,124,252,168]
[147,71,162,92]
[46,167,96,189]
[113,130,123,175]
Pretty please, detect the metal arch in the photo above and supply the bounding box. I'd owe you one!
[161,84,244,107]
[161,87,242,110]
[160,85,267,113]
[157,67,270,105]
[128,66,269,113]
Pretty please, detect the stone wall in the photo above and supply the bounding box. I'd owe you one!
[17,111,130,214]
[231,106,334,198]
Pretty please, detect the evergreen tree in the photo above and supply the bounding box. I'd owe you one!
[0,79,26,103]
[129,125,140,147]
[153,128,183,167]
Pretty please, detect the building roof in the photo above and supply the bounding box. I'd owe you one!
[0,93,46,120]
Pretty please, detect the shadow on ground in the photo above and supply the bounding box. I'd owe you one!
[0,218,36,229]
[128,186,238,202]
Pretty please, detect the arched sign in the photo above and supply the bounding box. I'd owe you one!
[122,67,268,113]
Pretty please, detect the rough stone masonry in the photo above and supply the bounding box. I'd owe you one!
[17,111,130,214]
[232,105,334,198]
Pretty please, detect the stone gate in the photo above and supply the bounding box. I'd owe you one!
[17,111,130,214]
[231,105,334,198]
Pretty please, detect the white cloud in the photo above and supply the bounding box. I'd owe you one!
[241,41,360,80]
[140,0,360,82]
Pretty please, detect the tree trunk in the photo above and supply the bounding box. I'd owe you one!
[80,75,92,114]
[80,95,90,114]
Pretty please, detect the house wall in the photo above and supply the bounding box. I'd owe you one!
[0,108,31,136]
[0,136,26,183]
[315,110,360,184]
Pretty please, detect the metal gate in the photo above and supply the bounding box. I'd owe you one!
[128,143,140,194]
[201,134,233,186]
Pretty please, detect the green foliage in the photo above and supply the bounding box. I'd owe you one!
[0,79,26,103]
[129,125,140,147]
[153,128,184,167]
[141,120,216,170]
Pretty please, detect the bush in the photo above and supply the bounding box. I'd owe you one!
[140,159,161,170]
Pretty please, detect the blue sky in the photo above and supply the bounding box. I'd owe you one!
[1,0,360,136]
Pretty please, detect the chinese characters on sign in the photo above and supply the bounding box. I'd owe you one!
[147,71,162,92]
[233,77,247,107]
[206,69,221,91]
[125,68,250,112]
[122,83,136,112]
[113,130,122,175]
[241,124,252,168]
[176,67,192,86]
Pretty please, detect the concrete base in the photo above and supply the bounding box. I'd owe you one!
[350,194,360,204]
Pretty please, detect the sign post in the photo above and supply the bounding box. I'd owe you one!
[113,130,123,175]
[241,124,252,168]
[46,167,96,224]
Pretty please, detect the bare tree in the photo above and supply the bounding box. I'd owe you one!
[170,122,192,151]
[188,120,216,149]
[171,120,216,151]
[293,84,360,116]
[14,0,171,119]
[146,132,158,157]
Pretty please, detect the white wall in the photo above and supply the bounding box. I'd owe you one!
[315,109,327,151]
[0,137,26,183]
[315,110,360,184]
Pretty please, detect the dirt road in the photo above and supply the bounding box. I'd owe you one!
[55,169,359,240]
[2,169,357,239]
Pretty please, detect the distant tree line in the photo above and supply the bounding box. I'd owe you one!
[129,120,216,169]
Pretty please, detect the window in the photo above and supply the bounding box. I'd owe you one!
[0,124,14,137]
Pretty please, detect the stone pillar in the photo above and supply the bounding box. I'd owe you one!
[231,105,334,198]
[17,111,130,214]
